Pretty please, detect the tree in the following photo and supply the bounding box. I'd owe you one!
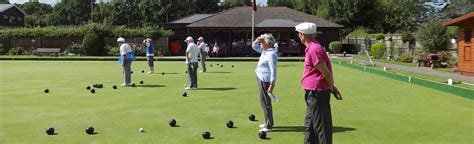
[222,0,251,9]
[92,2,117,25]
[195,0,220,13]
[51,0,95,25]
[112,0,140,27]
[139,0,171,27]
[417,20,448,53]
[19,2,53,27]
[268,0,293,8]
[380,0,428,33]
[327,0,383,33]
[293,0,321,15]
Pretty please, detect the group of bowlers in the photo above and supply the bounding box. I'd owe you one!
[115,22,343,144]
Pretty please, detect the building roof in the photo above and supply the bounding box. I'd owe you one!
[443,12,474,27]
[186,7,343,28]
[170,14,214,24]
[0,4,27,16]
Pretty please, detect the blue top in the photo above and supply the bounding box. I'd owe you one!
[252,41,278,82]
[145,43,155,56]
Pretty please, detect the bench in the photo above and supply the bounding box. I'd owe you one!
[36,48,61,57]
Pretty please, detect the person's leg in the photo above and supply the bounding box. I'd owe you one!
[201,52,207,72]
[192,62,198,88]
[257,78,273,129]
[187,63,192,88]
[125,60,132,85]
[313,91,332,144]
[304,90,317,144]
[147,56,154,73]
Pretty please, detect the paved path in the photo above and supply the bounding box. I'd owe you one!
[340,57,474,84]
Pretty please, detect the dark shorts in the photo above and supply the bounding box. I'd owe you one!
[147,56,154,67]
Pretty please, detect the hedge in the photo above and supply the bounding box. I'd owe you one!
[0,23,173,39]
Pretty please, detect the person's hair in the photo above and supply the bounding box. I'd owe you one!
[260,33,276,47]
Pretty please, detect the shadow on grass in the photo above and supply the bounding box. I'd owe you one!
[272,126,356,133]
[196,87,236,91]
[277,64,297,67]
[205,71,231,74]
[160,72,180,75]
[87,132,99,135]
[135,85,166,88]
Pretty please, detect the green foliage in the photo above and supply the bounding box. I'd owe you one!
[294,0,321,14]
[65,42,84,55]
[375,33,385,40]
[417,20,448,53]
[348,27,369,37]
[50,0,93,25]
[0,24,172,39]
[7,47,23,55]
[399,30,415,43]
[267,0,293,8]
[447,26,459,39]
[0,43,4,54]
[398,53,413,63]
[328,0,383,32]
[329,41,342,53]
[379,0,428,33]
[82,33,105,56]
[371,42,386,59]
[105,45,119,56]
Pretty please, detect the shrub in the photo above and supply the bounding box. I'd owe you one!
[375,33,385,40]
[82,33,105,56]
[371,42,386,59]
[438,51,454,67]
[348,27,369,38]
[106,45,119,56]
[8,47,23,55]
[329,41,342,53]
[417,19,448,53]
[65,42,84,55]
[398,53,413,63]
[0,43,4,54]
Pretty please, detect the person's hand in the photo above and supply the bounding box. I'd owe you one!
[267,85,273,93]
[332,86,343,100]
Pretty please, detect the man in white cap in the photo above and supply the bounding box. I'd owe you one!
[117,37,134,86]
[197,37,208,72]
[184,36,199,89]
[295,22,342,144]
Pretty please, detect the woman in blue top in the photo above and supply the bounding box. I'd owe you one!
[252,33,279,132]
[144,38,155,74]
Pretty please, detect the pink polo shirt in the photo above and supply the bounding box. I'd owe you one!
[301,39,332,91]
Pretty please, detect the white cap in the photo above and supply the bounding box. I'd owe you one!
[184,36,194,42]
[198,37,204,41]
[117,37,125,42]
[295,22,317,34]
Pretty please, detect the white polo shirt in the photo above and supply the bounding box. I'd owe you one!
[186,43,199,63]
[120,43,132,56]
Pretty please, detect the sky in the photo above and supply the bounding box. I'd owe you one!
[9,0,268,6]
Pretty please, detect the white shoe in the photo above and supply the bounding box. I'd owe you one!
[184,87,192,90]
[259,124,265,128]
[259,128,272,132]
[120,83,127,87]
[268,93,280,102]
[147,71,153,74]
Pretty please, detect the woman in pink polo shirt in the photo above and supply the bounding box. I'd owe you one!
[295,22,342,144]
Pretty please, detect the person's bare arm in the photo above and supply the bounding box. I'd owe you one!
[316,62,342,100]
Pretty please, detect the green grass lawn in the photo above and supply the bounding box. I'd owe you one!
[0,61,472,143]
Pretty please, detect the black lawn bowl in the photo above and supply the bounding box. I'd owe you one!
[182,92,187,97]
[258,131,267,139]
[217,64,219,66]
[46,127,55,135]
[86,86,91,90]
[232,65,234,68]
[249,114,256,121]
[90,89,95,93]
[226,120,234,128]
[185,71,188,74]
[132,83,136,87]
[112,85,117,89]
[169,119,177,127]
[142,70,145,73]
[202,131,211,139]
[140,81,144,84]
[85,127,95,134]
[162,72,165,75]
[210,64,213,67]
[44,89,49,93]
[98,84,103,88]
[131,71,133,74]
[221,65,223,67]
